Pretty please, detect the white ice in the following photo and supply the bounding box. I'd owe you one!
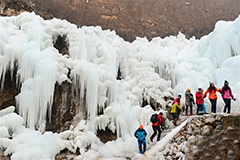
[0,12,240,159]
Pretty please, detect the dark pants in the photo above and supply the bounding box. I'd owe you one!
[197,104,203,115]
[186,105,192,114]
[171,113,178,125]
[138,139,146,154]
[223,99,231,113]
[177,108,181,119]
[210,99,217,113]
[150,126,161,141]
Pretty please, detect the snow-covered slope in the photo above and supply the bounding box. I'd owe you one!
[0,12,239,159]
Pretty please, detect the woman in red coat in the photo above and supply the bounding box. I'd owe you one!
[196,88,204,115]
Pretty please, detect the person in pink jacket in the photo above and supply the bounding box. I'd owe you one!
[220,80,236,113]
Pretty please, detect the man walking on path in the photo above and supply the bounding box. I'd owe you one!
[170,103,182,126]
[134,124,147,154]
[150,112,163,142]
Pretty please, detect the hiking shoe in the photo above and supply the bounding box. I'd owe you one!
[150,137,153,142]
[177,119,180,121]
[185,114,188,116]
[190,113,193,116]
[173,121,177,126]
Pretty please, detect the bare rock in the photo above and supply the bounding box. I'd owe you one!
[196,135,205,146]
[196,120,204,127]
[188,136,196,145]
[205,117,215,124]
[227,150,235,157]
[193,127,201,135]
[192,145,199,156]
[215,156,222,160]
[215,115,223,121]
[202,125,213,136]
[0,150,10,160]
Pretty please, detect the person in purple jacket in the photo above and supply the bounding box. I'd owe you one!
[220,80,236,113]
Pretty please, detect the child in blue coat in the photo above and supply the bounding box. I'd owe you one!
[134,124,147,154]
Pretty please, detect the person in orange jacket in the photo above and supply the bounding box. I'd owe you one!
[202,82,220,113]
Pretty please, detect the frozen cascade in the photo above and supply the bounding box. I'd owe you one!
[0,12,240,159]
[16,47,59,131]
[1,12,240,132]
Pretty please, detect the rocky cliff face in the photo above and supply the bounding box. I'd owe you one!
[1,0,240,41]
[163,114,240,160]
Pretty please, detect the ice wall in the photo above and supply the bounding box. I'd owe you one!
[0,12,240,136]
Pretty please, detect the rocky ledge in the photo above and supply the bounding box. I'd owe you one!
[162,114,240,160]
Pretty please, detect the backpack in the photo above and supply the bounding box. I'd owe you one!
[150,114,158,123]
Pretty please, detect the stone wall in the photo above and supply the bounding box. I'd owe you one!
[163,114,240,160]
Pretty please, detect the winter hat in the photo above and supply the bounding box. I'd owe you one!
[159,112,163,115]
[209,81,214,85]
[224,80,229,85]
[186,88,191,92]
[139,124,143,129]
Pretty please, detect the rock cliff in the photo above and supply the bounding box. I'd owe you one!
[163,114,240,160]
[1,0,240,41]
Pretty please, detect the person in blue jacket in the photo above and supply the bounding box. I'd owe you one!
[134,124,147,154]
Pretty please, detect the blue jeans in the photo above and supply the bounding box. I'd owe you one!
[197,104,203,115]
[200,102,207,113]
[138,139,146,154]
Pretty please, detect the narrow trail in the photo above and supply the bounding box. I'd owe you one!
[131,116,190,160]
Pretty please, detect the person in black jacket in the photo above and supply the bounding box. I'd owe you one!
[150,112,163,142]
[134,124,147,154]
[185,88,195,115]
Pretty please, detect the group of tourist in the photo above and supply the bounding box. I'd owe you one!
[134,80,236,154]
[185,80,236,115]
[169,80,236,126]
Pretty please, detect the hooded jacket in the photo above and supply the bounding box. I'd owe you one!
[134,128,147,142]
[220,86,234,99]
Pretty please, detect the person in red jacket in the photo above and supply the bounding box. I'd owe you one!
[202,82,220,113]
[150,112,163,142]
[196,88,204,115]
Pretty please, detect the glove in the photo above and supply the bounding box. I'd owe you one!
[233,98,236,101]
